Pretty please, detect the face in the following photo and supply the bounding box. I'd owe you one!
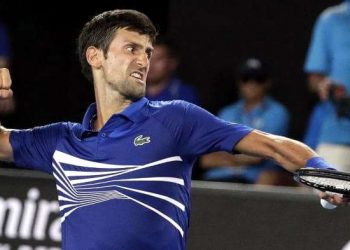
[147,45,176,85]
[238,79,268,101]
[98,28,153,100]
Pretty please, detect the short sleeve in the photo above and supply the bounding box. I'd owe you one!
[304,13,331,74]
[178,103,252,156]
[9,122,67,173]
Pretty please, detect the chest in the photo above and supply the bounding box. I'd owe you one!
[62,122,179,165]
[52,123,185,202]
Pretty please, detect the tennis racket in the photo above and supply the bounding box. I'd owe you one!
[294,168,350,195]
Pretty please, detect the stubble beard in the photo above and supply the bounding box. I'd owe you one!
[114,78,146,101]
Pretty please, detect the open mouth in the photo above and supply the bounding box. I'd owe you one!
[130,71,144,81]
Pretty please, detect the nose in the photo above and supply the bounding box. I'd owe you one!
[136,52,149,68]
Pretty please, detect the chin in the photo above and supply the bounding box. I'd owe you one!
[124,91,145,101]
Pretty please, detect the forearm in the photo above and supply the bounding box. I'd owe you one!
[200,151,262,168]
[235,130,317,172]
[266,135,317,172]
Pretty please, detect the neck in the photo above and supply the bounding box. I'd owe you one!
[93,83,132,131]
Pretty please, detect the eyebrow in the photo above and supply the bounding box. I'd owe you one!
[125,41,154,53]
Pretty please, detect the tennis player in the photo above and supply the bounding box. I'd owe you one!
[0,9,347,250]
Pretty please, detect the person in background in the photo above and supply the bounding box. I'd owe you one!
[201,58,293,186]
[0,21,14,114]
[304,0,350,172]
[146,37,199,104]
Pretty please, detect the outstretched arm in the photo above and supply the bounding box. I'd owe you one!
[0,68,14,162]
[235,130,317,172]
[235,130,350,206]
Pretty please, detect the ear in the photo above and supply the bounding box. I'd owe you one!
[86,46,103,69]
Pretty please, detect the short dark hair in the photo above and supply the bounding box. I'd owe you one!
[78,9,158,82]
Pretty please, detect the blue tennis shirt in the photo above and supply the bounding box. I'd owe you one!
[10,98,252,249]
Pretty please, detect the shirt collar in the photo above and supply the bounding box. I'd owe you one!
[82,97,149,130]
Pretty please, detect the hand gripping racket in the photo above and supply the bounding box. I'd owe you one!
[294,168,350,209]
[294,168,350,195]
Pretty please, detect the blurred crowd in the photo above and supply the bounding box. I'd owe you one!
[1,1,350,187]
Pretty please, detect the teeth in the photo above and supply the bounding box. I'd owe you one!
[131,72,142,79]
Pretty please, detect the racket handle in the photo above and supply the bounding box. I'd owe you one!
[320,199,337,209]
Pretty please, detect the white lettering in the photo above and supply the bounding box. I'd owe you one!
[49,217,61,242]
[0,187,61,242]
[33,200,59,241]
[0,197,22,238]
[19,188,40,239]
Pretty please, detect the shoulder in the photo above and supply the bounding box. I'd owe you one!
[31,121,72,132]
[9,121,75,145]
[147,99,190,114]
[32,121,84,139]
[146,100,216,124]
[41,122,77,138]
[319,3,348,22]
[145,100,189,125]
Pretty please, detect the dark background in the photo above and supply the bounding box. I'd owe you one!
[0,0,341,139]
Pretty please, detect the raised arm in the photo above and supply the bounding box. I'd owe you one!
[235,130,319,172]
[0,68,14,162]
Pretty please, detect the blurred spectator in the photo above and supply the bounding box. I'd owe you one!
[146,37,199,104]
[0,21,10,67]
[200,58,293,185]
[304,0,350,172]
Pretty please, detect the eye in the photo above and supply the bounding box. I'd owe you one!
[126,46,135,53]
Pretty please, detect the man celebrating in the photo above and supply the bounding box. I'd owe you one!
[0,9,346,250]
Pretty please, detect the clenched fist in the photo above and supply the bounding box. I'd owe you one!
[0,68,15,114]
[0,68,13,99]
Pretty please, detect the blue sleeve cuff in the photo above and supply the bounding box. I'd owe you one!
[305,156,336,170]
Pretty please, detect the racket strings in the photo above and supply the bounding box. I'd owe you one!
[301,176,350,191]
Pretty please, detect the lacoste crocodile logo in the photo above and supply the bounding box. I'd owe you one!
[134,135,151,146]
